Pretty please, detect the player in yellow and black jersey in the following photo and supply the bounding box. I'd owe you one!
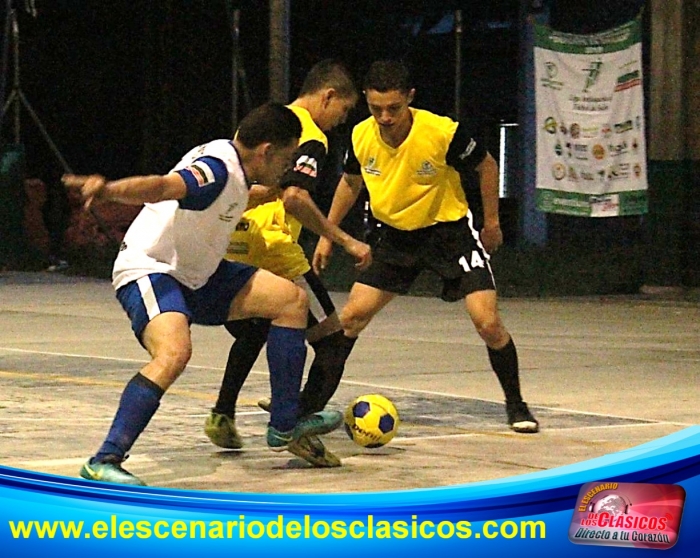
[205,60,372,466]
[314,60,539,433]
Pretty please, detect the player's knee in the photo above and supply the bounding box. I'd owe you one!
[340,307,370,337]
[277,284,309,323]
[152,341,192,379]
[473,315,506,345]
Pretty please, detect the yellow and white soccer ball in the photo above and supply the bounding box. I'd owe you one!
[344,394,399,448]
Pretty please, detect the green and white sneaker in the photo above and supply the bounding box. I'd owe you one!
[267,410,343,451]
[79,456,146,486]
[204,409,243,449]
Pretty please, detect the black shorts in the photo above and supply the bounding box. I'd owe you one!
[358,215,496,302]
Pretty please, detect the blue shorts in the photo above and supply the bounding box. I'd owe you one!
[116,260,258,340]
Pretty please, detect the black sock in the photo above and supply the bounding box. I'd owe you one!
[214,319,270,417]
[487,338,523,405]
[300,332,357,416]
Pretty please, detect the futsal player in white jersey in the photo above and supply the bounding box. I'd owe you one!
[62,102,343,486]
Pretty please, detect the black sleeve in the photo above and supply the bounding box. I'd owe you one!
[342,140,362,176]
[445,123,488,173]
[279,139,327,194]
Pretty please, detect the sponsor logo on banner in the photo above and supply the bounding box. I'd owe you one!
[573,144,588,160]
[615,68,642,91]
[582,60,604,92]
[552,163,566,180]
[581,125,599,138]
[614,119,633,134]
[540,61,565,90]
[580,169,595,181]
[609,141,629,157]
[569,482,685,550]
[544,117,558,134]
[608,163,630,180]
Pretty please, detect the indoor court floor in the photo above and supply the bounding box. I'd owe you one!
[1,272,698,493]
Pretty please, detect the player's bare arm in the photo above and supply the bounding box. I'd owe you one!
[247,183,283,208]
[312,172,365,274]
[474,152,503,253]
[62,173,187,209]
[281,185,371,271]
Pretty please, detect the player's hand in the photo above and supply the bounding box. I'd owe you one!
[313,237,334,275]
[61,174,107,210]
[480,223,503,254]
[344,238,372,270]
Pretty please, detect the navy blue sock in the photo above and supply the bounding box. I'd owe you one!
[94,373,164,463]
[266,325,307,432]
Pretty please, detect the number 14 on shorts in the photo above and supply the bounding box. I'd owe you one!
[459,251,485,272]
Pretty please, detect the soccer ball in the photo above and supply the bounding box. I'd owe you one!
[344,394,399,448]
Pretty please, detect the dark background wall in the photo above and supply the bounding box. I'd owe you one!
[5,0,694,295]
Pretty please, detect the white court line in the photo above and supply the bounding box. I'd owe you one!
[0,346,694,428]
[539,422,683,433]
[0,410,268,422]
[6,423,677,470]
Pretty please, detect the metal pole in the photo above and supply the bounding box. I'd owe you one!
[518,0,547,247]
[269,0,290,103]
[11,8,20,142]
[0,0,11,120]
[232,8,240,134]
[454,10,462,119]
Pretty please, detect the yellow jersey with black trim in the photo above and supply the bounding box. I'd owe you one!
[224,105,328,280]
[349,108,481,231]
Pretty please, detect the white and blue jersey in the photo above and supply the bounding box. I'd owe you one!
[112,139,250,291]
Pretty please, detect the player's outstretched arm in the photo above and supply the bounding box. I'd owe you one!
[281,184,371,271]
[312,172,366,274]
[62,173,187,209]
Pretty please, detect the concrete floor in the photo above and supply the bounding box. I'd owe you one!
[0,271,698,493]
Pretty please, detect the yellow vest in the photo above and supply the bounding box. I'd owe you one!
[352,108,468,230]
[224,106,328,279]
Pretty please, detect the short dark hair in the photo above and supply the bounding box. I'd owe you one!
[363,60,412,94]
[298,59,357,99]
[236,102,302,148]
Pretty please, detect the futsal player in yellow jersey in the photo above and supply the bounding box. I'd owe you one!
[314,60,539,433]
[205,60,371,466]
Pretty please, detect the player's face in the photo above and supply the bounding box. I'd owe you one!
[262,140,298,185]
[365,89,413,130]
[320,95,357,131]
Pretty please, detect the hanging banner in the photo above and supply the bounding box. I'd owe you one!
[534,18,647,217]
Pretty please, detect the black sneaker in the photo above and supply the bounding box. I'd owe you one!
[506,401,540,433]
